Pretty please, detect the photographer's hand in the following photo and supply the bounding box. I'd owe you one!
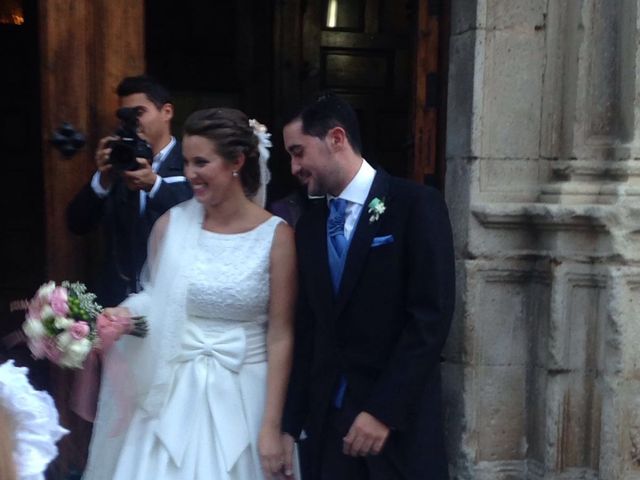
[95,135,118,189]
[123,158,158,192]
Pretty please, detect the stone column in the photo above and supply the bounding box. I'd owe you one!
[444,1,640,479]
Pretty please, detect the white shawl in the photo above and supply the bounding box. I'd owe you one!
[84,199,205,480]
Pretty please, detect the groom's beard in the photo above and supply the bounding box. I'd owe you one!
[298,173,327,197]
[304,169,341,197]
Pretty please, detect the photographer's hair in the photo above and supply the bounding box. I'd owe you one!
[286,91,362,155]
[183,108,261,197]
[116,75,172,109]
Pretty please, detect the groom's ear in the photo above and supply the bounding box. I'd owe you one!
[326,126,348,152]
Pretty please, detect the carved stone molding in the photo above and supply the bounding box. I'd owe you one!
[445,1,640,479]
[471,203,611,232]
[542,0,640,160]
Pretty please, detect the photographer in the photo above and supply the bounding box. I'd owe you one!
[67,75,192,306]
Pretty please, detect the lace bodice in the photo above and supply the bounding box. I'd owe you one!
[185,216,283,323]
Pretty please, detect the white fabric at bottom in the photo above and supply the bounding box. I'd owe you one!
[112,319,268,480]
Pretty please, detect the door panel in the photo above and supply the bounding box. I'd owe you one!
[301,0,412,177]
[37,1,145,475]
[274,0,446,186]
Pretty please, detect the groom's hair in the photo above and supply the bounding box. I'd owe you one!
[288,92,362,155]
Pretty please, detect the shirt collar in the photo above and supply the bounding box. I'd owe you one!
[327,158,376,206]
[154,136,176,165]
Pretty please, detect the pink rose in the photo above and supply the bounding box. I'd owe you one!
[51,287,68,302]
[70,321,90,340]
[50,287,69,316]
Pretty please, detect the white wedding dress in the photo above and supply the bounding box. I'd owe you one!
[83,210,284,480]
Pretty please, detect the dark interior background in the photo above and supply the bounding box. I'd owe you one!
[145,0,414,204]
[0,0,48,388]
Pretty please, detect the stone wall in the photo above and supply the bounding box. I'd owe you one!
[444,1,640,479]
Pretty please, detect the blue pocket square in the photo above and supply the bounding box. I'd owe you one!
[371,234,394,247]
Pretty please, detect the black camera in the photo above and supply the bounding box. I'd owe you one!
[107,107,153,171]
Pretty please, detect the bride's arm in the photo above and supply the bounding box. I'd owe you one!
[259,222,297,476]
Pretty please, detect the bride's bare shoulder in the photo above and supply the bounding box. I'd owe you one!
[154,210,171,236]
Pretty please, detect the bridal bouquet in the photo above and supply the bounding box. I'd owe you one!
[21,281,147,369]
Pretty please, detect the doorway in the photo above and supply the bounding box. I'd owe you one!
[3,1,447,477]
[144,0,446,202]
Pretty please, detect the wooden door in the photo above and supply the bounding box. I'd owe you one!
[38,1,145,475]
[412,0,448,187]
[41,0,145,285]
[274,0,447,187]
[301,0,412,177]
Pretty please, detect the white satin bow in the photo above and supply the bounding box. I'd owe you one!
[154,326,250,471]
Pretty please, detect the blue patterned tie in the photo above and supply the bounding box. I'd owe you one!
[327,198,348,293]
[328,198,348,257]
[327,197,349,408]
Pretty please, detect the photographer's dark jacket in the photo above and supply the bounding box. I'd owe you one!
[67,140,192,306]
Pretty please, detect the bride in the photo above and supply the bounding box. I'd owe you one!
[82,108,297,479]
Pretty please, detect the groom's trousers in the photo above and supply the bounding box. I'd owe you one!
[319,394,405,480]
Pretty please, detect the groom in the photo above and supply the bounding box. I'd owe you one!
[282,93,455,480]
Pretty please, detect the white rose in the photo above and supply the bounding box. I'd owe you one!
[37,281,56,301]
[56,331,73,349]
[40,306,55,320]
[60,356,82,369]
[62,338,92,368]
[54,316,74,330]
[23,318,46,339]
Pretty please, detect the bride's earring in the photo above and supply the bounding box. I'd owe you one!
[232,171,239,177]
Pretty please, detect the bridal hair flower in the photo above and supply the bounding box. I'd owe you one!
[248,118,272,208]
[0,360,68,480]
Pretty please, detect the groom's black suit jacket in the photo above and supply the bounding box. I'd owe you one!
[66,142,192,306]
[284,170,455,479]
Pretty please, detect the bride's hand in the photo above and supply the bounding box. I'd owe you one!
[97,307,135,351]
[102,306,132,319]
[258,425,286,478]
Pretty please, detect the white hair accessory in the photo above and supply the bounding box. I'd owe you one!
[248,118,272,208]
[0,360,68,480]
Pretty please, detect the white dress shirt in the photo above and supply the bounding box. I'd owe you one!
[328,159,376,241]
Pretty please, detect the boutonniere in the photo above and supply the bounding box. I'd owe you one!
[368,197,386,223]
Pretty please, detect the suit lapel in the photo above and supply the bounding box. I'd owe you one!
[157,141,183,176]
[334,170,390,316]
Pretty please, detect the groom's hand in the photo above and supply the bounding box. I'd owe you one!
[343,412,390,457]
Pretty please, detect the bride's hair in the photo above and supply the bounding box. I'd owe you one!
[183,108,261,197]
